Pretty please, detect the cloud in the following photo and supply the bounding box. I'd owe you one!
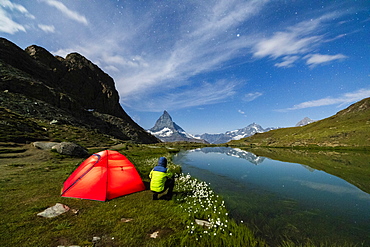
[0,0,34,34]
[238,109,245,115]
[252,17,323,59]
[275,56,300,68]
[252,12,348,68]
[278,88,370,111]
[71,0,265,111]
[108,0,268,97]
[0,8,25,34]
[43,0,88,25]
[243,92,263,102]
[121,79,238,112]
[305,53,347,67]
[0,0,35,18]
[46,1,354,113]
[38,24,55,33]
[253,31,321,59]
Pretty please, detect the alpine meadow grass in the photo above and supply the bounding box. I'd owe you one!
[0,142,363,246]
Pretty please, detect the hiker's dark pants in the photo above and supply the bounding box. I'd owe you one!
[164,177,175,195]
[152,178,175,200]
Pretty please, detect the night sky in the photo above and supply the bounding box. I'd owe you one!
[1,0,369,134]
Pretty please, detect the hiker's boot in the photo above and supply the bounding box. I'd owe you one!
[152,193,158,200]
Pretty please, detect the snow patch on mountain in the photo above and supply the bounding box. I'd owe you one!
[149,127,174,137]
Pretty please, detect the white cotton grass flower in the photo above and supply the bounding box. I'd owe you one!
[175,173,231,238]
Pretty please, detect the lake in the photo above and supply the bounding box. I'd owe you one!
[172,147,370,245]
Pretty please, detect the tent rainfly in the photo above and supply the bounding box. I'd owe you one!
[61,150,145,201]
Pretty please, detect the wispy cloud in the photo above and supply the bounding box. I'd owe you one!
[122,79,238,111]
[114,0,267,98]
[253,32,321,60]
[0,0,34,18]
[0,0,33,34]
[305,53,347,67]
[278,89,370,111]
[0,8,25,34]
[243,92,263,102]
[275,56,299,68]
[38,24,55,33]
[252,12,348,68]
[43,0,88,25]
[252,18,323,59]
[42,1,356,112]
[73,0,267,111]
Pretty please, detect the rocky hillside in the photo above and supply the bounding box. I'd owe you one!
[228,97,370,149]
[0,38,159,145]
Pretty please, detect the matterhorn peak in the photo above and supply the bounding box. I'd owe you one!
[148,111,207,143]
[150,110,175,132]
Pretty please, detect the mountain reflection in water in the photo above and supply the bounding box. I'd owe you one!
[173,147,370,245]
[190,147,265,165]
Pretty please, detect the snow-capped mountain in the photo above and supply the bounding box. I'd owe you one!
[148,111,207,143]
[295,117,315,127]
[197,123,278,144]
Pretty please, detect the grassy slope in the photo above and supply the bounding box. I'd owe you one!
[229,97,370,149]
[0,106,122,147]
[0,143,266,247]
[0,107,47,142]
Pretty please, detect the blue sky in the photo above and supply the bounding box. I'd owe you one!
[1,0,369,134]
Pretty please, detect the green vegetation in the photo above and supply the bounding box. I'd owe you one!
[1,142,366,246]
[229,97,370,149]
[0,143,266,247]
[1,99,369,246]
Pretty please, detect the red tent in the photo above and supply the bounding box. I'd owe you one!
[61,150,145,201]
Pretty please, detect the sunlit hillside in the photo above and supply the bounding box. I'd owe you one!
[229,97,370,149]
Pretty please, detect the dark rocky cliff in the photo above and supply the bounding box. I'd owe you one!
[0,38,159,144]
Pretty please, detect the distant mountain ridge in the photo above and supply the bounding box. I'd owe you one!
[148,111,207,143]
[295,117,315,127]
[198,123,278,144]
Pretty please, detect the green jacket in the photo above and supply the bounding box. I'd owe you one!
[149,168,173,192]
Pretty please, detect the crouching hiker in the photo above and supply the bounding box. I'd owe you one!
[149,157,174,200]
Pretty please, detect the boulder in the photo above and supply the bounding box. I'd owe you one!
[52,142,89,157]
[37,203,69,218]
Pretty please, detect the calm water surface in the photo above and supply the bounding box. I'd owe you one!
[173,147,370,245]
